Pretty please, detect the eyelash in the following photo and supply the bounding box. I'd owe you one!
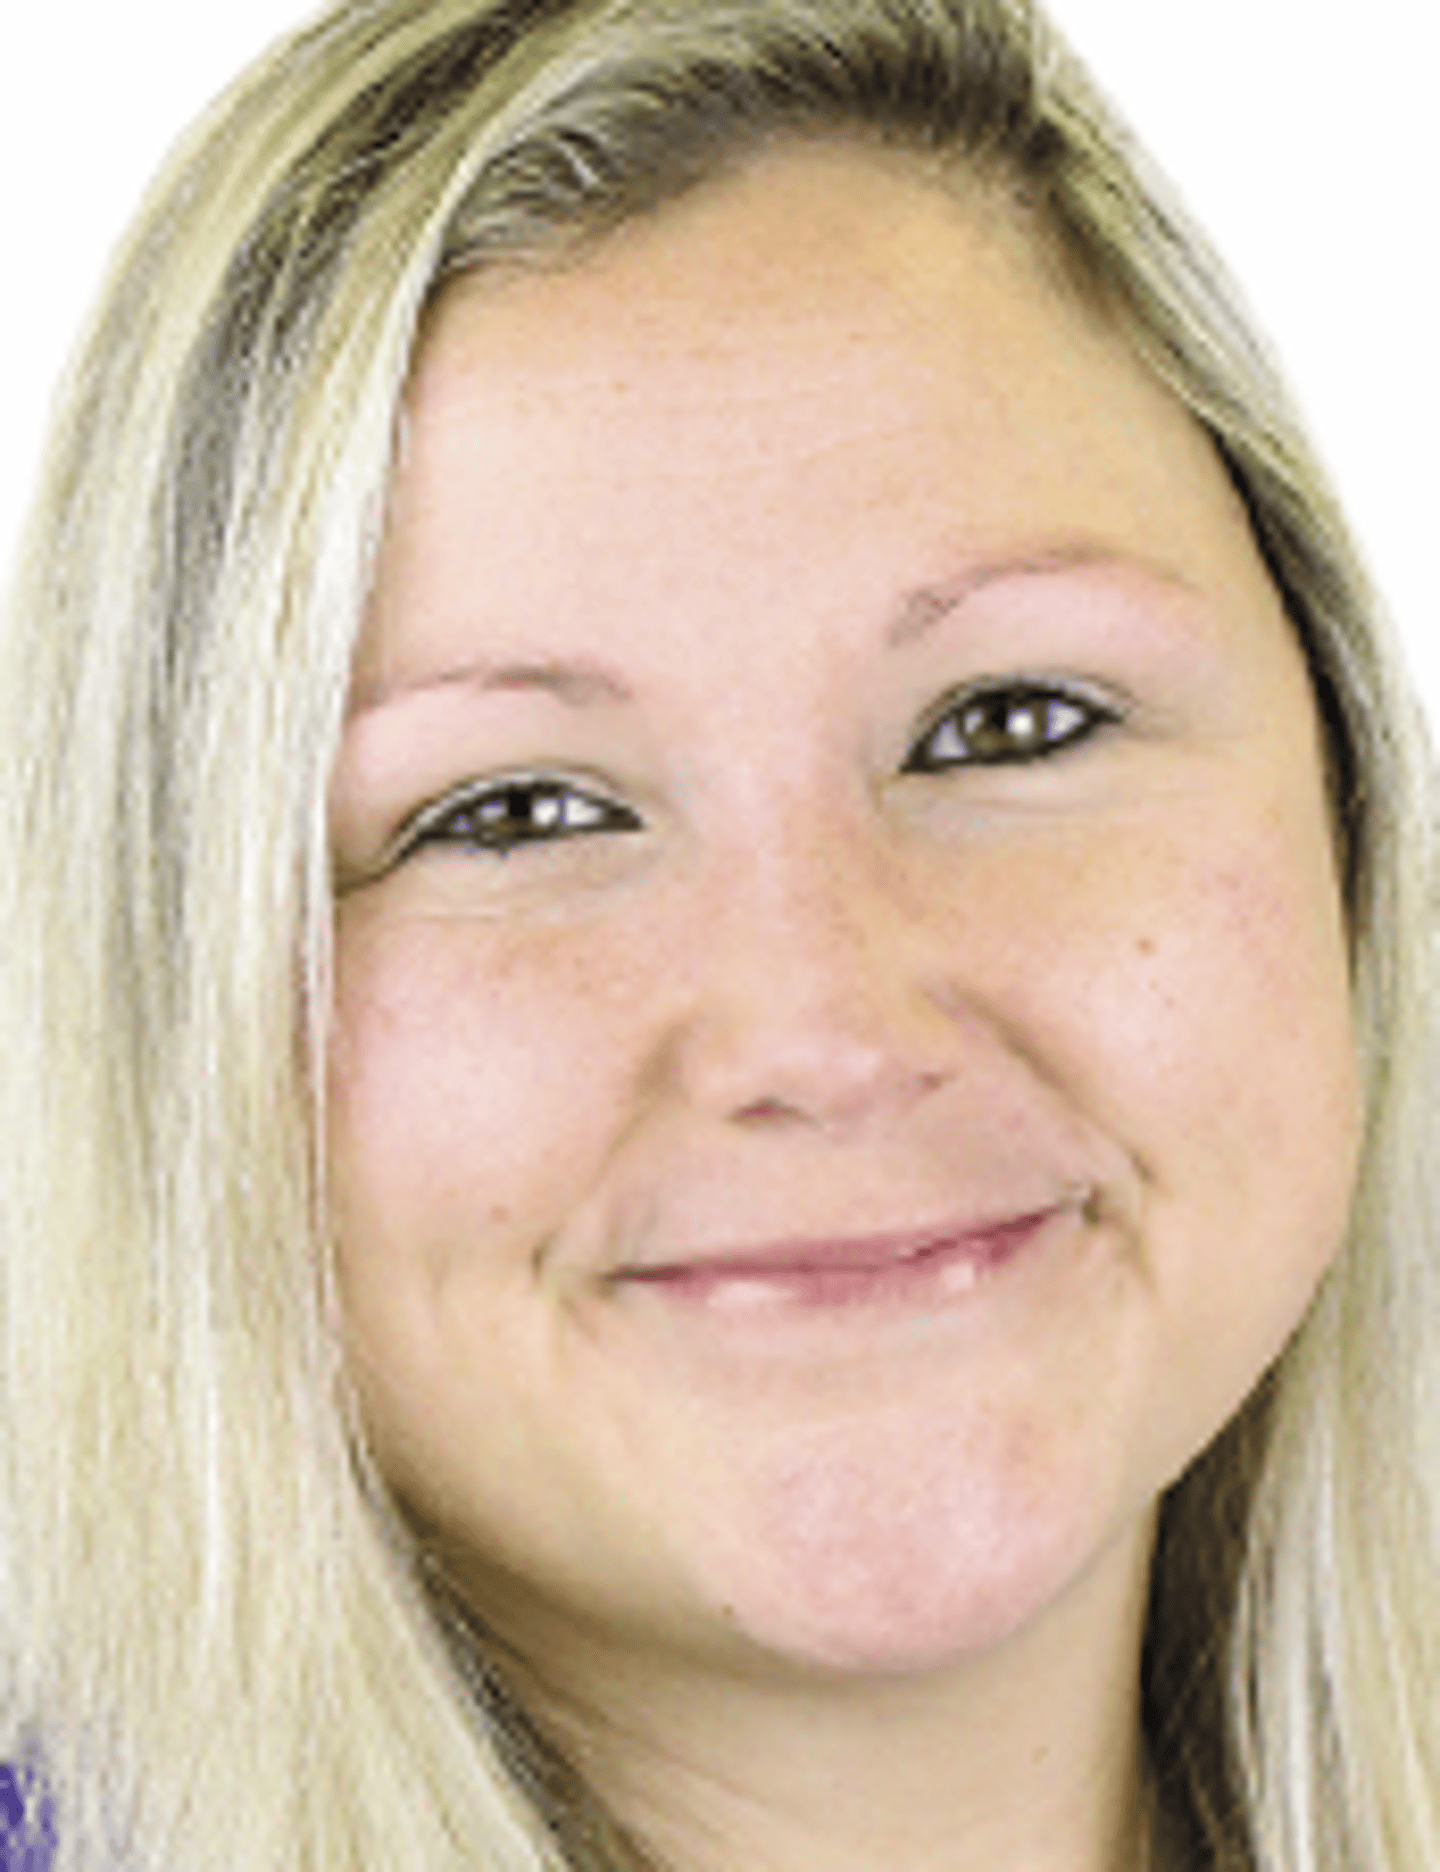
[395,777,642,862]
[392,681,1115,862]
[903,680,1116,774]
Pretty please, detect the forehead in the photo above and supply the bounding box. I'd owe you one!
[360,142,1274,700]
[409,143,1092,437]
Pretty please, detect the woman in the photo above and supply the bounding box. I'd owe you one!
[1,1,1435,1866]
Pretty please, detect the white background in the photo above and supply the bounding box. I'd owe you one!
[2,2,1434,712]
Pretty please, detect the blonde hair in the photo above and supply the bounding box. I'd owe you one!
[2,1,1435,1865]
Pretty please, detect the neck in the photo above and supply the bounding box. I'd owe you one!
[494,1516,1158,1872]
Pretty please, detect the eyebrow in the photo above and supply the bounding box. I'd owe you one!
[885,544,1198,650]
[352,543,1196,718]
[351,655,633,718]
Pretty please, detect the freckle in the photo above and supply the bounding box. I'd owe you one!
[1135,936,1156,958]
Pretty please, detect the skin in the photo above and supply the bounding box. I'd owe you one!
[327,145,1362,1869]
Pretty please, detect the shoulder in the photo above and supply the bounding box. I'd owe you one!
[1,1757,57,1868]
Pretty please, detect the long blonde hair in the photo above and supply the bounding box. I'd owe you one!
[2,2,1435,1865]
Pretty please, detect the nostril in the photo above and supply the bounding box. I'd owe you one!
[697,1019,955,1135]
[670,859,962,1133]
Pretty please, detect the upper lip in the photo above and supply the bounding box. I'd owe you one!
[617,1204,1071,1282]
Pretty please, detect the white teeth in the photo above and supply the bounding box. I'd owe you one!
[938,1256,980,1295]
[706,1277,789,1313]
[696,1254,986,1310]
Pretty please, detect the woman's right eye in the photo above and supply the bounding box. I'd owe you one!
[397,777,643,862]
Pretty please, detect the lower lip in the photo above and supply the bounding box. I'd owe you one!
[620,1211,1060,1316]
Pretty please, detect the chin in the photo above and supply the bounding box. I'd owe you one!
[690,1415,1136,1679]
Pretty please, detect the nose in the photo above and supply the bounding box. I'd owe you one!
[670,825,963,1135]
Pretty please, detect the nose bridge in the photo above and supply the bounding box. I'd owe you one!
[674,802,955,1128]
[746,813,892,995]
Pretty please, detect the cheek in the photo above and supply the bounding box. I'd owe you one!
[1040,813,1361,1458]
[327,911,652,1301]
[1110,831,1357,1181]
[325,909,671,1553]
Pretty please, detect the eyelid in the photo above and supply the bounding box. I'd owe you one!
[903,673,1127,772]
[363,768,641,879]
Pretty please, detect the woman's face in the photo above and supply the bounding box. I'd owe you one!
[328,146,1360,1681]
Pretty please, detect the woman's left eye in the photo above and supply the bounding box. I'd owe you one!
[903,683,1114,773]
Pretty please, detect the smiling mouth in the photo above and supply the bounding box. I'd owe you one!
[615,1206,1075,1313]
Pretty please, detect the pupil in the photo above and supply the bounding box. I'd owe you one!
[1010,703,1040,745]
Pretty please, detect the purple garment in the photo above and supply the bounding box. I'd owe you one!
[0,1761,55,1871]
